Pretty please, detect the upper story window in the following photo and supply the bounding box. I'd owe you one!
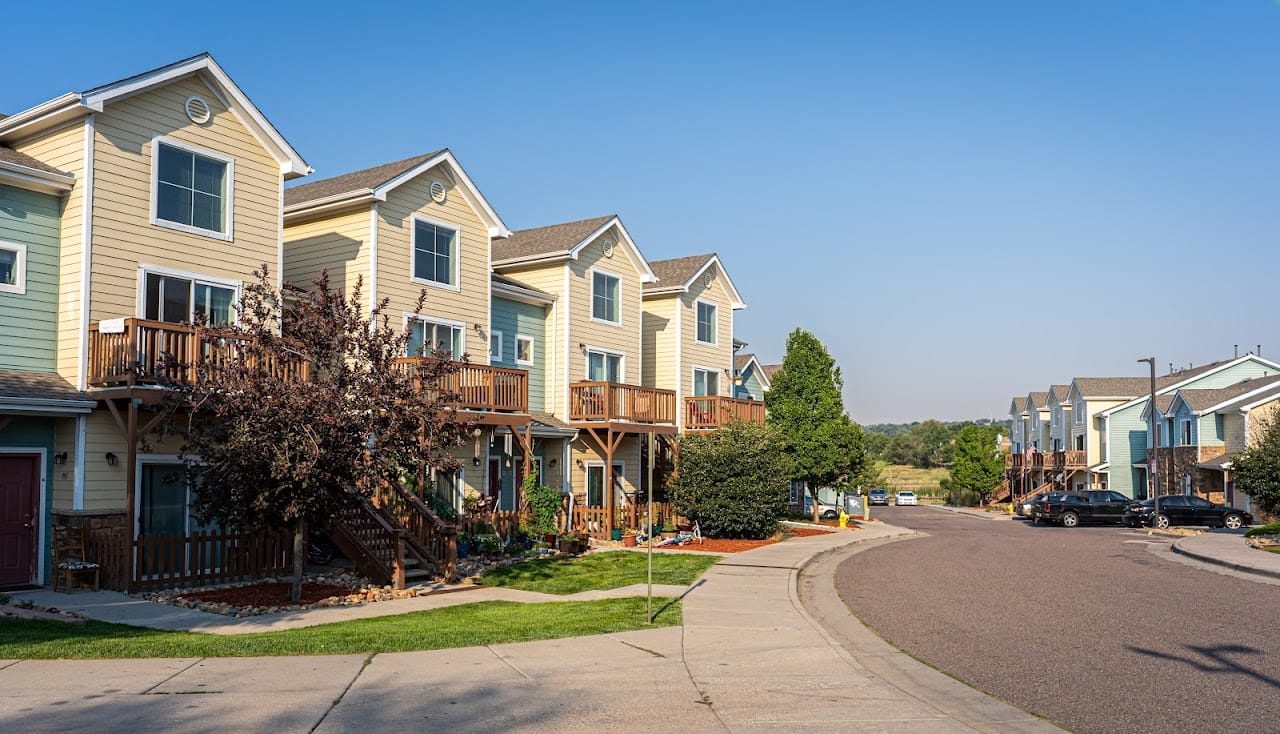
[516,335,534,366]
[489,330,503,362]
[143,270,236,325]
[591,270,620,324]
[696,301,717,345]
[1181,419,1192,446]
[1074,403,1084,425]
[693,367,719,397]
[586,348,622,383]
[412,218,458,288]
[0,242,26,295]
[408,317,462,358]
[153,139,232,239]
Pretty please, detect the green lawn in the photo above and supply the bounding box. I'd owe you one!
[478,550,721,595]
[0,597,679,659]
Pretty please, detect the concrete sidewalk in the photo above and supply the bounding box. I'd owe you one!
[1172,529,1280,581]
[1,523,1060,732]
[927,504,1015,521]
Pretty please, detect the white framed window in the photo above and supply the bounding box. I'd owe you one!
[585,347,623,383]
[1181,419,1192,446]
[0,241,27,295]
[490,330,503,362]
[1074,403,1084,425]
[789,480,802,504]
[585,462,624,507]
[693,366,719,397]
[696,300,717,345]
[407,316,464,358]
[139,266,239,325]
[411,216,459,289]
[516,335,534,366]
[591,269,621,325]
[151,137,233,240]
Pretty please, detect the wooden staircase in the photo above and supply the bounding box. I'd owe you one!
[991,480,1012,504]
[325,478,457,589]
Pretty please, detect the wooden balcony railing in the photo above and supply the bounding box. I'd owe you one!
[395,358,528,414]
[569,381,676,425]
[88,318,309,387]
[1054,450,1087,469]
[684,396,766,430]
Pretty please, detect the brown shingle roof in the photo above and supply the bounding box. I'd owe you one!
[284,151,445,208]
[0,145,69,176]
[1027,391,1050,409]
[0,370,91,403]
[491,272,553,298]
[1073,378,1151,399]
[1215,382,1280,414]
[1010,397,1027,413]
[530,412,572,431]
[734,353,756,372]
[492,216,614,263]
[761,364,783,380]
[1178,375,1280,412]
[644,254,715,291]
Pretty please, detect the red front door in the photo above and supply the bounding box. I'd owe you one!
[0,455,39,585]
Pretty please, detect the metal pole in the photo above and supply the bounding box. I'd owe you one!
[646,431,654,623]
[1138,358,1158,530]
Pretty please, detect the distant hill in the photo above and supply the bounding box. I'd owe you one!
[865,418,1011,436]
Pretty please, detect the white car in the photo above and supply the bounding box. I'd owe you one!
[894,491,918,506]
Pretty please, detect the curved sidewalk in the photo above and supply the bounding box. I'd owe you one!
[1171,529,1280,581]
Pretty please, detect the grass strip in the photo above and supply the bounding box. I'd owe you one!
[0,597,680,659]
[478,550,721,595]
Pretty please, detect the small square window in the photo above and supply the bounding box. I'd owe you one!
[516,335,534,366]
[0,242,27,295]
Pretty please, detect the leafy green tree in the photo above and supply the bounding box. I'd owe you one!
[764,329,866,521]
[1232,408,1280,515]
[948,424,1004,503]
[670,421,791,538]
[918,419,955,468]
[523,475,563,539]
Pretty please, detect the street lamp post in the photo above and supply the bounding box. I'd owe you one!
[1138,358,1159,530]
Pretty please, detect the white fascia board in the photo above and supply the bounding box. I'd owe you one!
[492,281,556,306]
[1196,385,1280,416]
[283,191,379,221]
[691,255,746,310]
[493,253,572,268]
[1101,354,1280,417]
[0,397,96,415]
[0,93,88,142]
[372,150,510,238]
[80,55,311,178]
[567,217,657,283]
[0,162,75,195]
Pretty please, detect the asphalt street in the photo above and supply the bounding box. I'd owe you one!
[836,506,1280,734]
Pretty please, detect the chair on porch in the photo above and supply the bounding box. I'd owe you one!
[53,525,101,593]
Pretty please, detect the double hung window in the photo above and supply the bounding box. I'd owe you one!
[591,271,620,324]
[408,318,463,358]
[155,141,230,237]
[413,219,457,287]
[696,301,716,344]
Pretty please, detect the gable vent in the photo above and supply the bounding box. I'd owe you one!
[703,271,714,288]
[184,96,212,124]
[602,240,615,258]
[429,180,447,204]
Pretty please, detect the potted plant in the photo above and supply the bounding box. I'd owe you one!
[622,529,637,548]
[456,533,472,559]
[557,533,580,554]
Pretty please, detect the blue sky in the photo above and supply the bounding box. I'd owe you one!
[7,1,1278,423]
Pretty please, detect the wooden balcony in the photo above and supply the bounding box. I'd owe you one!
[396,358,529,423]
[1053,450,1087,469]
[684,396,766,431]
[568,381,676,428]
[88,318,309,389]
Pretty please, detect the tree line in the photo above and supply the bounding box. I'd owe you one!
[864,419,1009,469]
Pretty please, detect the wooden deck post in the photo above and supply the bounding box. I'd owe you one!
[124,399,138,594]
[605,428,615,535]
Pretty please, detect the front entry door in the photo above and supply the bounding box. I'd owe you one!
[0,455,39,585]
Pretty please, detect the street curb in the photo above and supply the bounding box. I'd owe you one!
[1171,538,1280,581]
[792,527,1064,733]
[925,504,1013,521]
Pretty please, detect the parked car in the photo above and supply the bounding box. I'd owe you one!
[1122,495,1252,529]
[868,488,890,506]
[895,491,918,506]
[1017,492,1051,519]
[1031,490,1132,527]
[803,497,841,520]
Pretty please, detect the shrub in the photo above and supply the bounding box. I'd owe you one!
[1244,522,1280,538]
[670,421,791,539]
[942,478,981,507]
[524,475,563,537]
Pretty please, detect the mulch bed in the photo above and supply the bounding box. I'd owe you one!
[179,582,352,607]
[659,527,833,554]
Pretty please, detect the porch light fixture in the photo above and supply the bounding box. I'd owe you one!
[472,456,482,467]
[54,452,68,465]
[548,458,558,469]
[104,452,118,466]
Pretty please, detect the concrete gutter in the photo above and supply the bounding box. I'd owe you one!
[1171,530,1280,582]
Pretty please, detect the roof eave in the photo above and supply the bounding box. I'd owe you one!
[371,150,510,238]
[0,160,75,195]
[492,281,556,306]
[567,216,657,282]
[283,191,379,221]
[0,93,88,143]
[0,396,96,415]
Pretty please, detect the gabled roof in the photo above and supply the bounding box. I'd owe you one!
[1099,355,1280,417]
[0,145,74,194]
[283,149,509,237]
[1047,384,1071,406]
[1215,383,1280,415]
[492,215,656,282]
[0,370,95,414]
[643,253,746,309]
[734,353,771,390]
[1009,397,1027,415]
[0,52,310,179]
[1072,377,1151,400]
[761,363,783,381]
[1175,375,1280,415]
[1026,391,1050,411]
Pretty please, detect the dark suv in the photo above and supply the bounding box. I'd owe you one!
[1122,495,1252,529]
[1031,490,1131,527]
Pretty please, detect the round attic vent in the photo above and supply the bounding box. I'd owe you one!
[602,240,615,258]
[429,180,447,204]
[184,96,212,124]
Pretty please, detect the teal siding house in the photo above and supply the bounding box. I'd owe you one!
[0,153,94,587]
[1101,355,1280,499]
[733,353,771,401]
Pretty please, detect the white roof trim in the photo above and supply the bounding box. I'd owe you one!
[0,160,74,195]
[1098,354,1280,417]
[492,279,556,306]
[737,353,770,390]
[371,150,510,238]
[0,93,86,141]
[644,254,747,309]
[0,396,96,415]
[1193,383,1280,416]
[566,216,657,283]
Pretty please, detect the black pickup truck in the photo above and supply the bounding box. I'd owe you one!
[1030,490,1132,527]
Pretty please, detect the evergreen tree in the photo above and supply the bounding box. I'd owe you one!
[1232,408,1280,515]
[765,329,866,520]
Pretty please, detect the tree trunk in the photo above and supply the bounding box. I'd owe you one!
[291,517,306,603]
[810,486,820,523]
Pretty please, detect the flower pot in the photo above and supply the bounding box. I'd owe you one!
[610,528,623,541]
[457,541,470,558]
[543,533,557,545]
[623,534,637,547]
[558,538,579,554]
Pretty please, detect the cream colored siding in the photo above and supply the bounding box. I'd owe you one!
[641,295,678,390]
[569,435,641,498]
[679,271,734,400]
[52,418,78,510]
[1247,403,1280,448]
[377,169,491,364]
[12,121,86,382]
[89,76,282,322]
[81,409,184,512]
[495,263,567,414]
[283,208,370,296]
[567,227,643,383]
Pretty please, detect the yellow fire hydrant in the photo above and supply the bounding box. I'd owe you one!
[838,509,850,529]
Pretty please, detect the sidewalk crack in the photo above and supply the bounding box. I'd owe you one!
[487,645,531,679]
[141,658,204,694]
[309,653,376,733]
